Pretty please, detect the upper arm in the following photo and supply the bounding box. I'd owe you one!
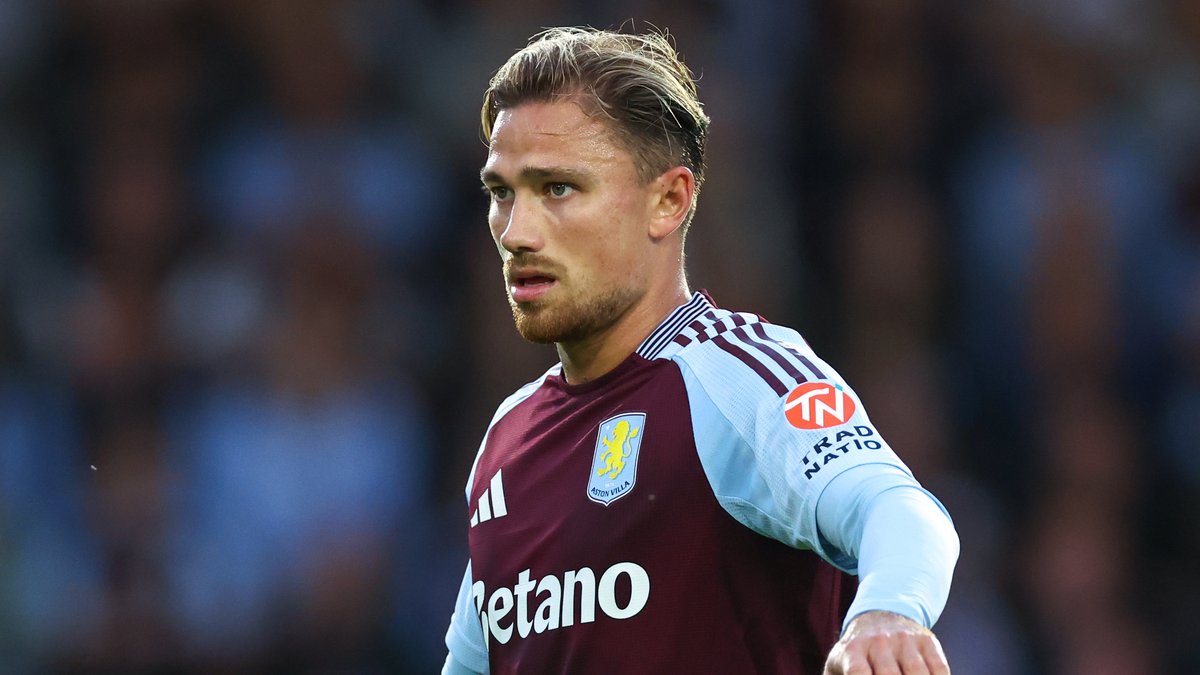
[444,560,489,673]
[443,651,485,675]
[674,328,915,569]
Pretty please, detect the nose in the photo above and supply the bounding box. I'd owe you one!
[497,194,544,254]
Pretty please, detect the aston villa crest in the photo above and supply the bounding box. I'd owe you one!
[587,412,646,506]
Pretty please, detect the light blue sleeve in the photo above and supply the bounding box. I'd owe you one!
[442,652,483,675]
[817,464,959,631]
[674,327,957,631]
[675,343,915,568]
[444,561,489,674]
[442,652,482,675]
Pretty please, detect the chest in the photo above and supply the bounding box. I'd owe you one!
[467,361,714,573]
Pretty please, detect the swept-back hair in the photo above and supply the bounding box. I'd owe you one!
[482,27,710,226]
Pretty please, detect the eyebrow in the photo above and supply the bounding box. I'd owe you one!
[480,166,591,185]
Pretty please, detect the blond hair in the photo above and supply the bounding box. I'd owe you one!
[482,27,710,227]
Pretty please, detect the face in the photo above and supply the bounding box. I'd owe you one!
[481,101,658,344]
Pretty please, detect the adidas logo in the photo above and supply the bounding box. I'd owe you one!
[471,468,508,527]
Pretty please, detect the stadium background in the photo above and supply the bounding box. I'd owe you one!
[1,0,1197,673]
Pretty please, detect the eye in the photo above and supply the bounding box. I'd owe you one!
[485,185,512,202]
[547,183,575,198]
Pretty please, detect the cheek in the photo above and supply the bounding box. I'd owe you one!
[487,205,506,241]
[575,188,638,237]
[568,200,644,276]
[600,193,647,253]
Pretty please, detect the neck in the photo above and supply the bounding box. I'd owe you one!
[557,280,690,385]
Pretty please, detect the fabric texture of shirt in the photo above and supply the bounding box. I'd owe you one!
[445,291,955,674]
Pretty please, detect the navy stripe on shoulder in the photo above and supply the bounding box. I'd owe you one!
[796,352,826,380]
[751,323,826,380]
[712,333,789,396]
[669,310,790,395]
[671,309,832,396]
[737,324,808,386]
[637,292,713,359]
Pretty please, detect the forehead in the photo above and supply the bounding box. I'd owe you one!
[483,101,634,179]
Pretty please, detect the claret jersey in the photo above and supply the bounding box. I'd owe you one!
[446,291,916,674]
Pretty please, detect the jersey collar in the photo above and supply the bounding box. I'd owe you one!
[634,290,716,360]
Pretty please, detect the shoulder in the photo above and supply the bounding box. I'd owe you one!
[490,362,562,427]
[660,309,880,477]
[656,311,890,553]
[463,363,561,500]
[658,308,828,408]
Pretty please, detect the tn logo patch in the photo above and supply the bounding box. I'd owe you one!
[784,382,856,430]
[587,413,645,506]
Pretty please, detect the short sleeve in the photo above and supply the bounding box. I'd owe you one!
[673,323,913,569]
[444,560,490,673]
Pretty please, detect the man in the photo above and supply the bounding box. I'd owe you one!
[444,27,958,674]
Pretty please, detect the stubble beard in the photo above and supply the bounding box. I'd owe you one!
[509,282,640,345]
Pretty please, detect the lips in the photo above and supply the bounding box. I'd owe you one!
[509,269,557,303]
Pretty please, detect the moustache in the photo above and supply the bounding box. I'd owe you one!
[504,255,563,277]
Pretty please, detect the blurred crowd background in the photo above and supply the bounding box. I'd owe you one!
[0,0,1197,673]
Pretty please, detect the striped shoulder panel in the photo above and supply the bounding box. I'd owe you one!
[635,291,714,359]
[659,309,827,397]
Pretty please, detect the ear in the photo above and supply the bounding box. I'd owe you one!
[647,166,695,240]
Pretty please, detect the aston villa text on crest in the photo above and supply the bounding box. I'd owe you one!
[589,480,632,501]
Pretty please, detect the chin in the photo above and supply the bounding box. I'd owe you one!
[514,319,565,344]
[510,303,579,344]
[509,286,639,345]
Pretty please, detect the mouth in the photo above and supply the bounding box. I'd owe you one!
[509,270,558,303]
